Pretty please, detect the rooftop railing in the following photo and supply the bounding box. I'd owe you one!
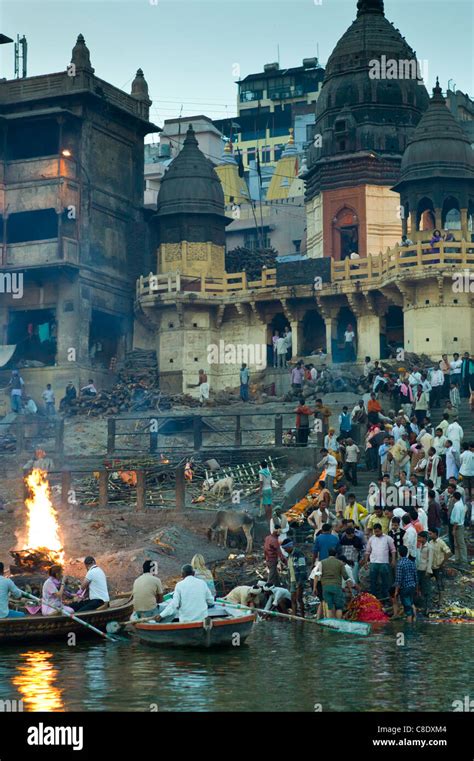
[136,240,474,299]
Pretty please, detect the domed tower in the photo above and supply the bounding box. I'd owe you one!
[155,124,231,278]
[393,79,474,238]
[305,0,430,259]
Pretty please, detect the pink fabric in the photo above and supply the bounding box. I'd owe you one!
[41,577,74,616]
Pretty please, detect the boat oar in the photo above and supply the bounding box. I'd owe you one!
[216,598,371,634]
[21,591,118,642]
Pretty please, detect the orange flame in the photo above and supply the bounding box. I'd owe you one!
[24,469,64,564]
[160,454,170,464]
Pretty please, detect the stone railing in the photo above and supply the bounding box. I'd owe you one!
[331,240,474,285]
[136,240,474,299]
[136,268,277,298]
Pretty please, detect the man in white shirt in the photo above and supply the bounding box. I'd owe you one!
[445,440,461,480]
[276,335,287,368]
[459,443,474,503]
[408,368,422,388]
[401,515,417,559]
[430,365,445,408]
[450,353,462,382]
[72,556,110,612]
[363,357,375,378]
[42,384,55,416]
[450,494,467,563]
[344,439,360,485]
[433,428,447,456]
[284,328,293,363]
[392,418,406,443]
[317,448,338,496]
[156,565,214,623]
[446,419,463,452]
[362,525,396,600]
[263,585,292,613]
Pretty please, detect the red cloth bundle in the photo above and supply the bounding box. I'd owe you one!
[347,592,389,622]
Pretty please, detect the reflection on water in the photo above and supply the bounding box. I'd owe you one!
[12,651,63,712]
[0,622,472,712]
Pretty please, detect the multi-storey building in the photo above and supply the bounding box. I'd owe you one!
[0,34,157,398]
[135,0,474,391]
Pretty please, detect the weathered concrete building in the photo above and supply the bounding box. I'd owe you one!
[0,34,157,399]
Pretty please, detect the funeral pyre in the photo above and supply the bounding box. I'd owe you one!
[10,468,65,574]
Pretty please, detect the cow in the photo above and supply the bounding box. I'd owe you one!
[207,510,254,554]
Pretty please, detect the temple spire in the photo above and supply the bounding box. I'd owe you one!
[357,0,384,16]
[71,34,94,72]
[432,76,444,101]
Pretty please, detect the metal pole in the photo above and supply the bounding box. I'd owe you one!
[136,469,146,512]
[99,470,108,509]
[61,470,71,509]
[175,465,185,511]
[107,418,116,454]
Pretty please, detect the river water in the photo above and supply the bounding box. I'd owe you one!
[0,621,471,712]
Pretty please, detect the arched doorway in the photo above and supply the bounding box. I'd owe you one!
[302,310,326,355]
[335,307,357,363]
[417,197,435,231]
[383,306,404,359]
[442,196,461,229]
[332,207,359,261]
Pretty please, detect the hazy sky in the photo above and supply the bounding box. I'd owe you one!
[2,0,473,136]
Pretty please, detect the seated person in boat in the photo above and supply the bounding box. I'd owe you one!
[0,561,25,618]
[70,556,110,613]
[42,565,74,616]
[153,564,214,624]
[191,554,216,596]
[132,560,164,619]
[223,585,262,608]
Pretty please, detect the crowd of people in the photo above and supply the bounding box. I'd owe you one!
[258,352,473,621]
[3,370,97,417]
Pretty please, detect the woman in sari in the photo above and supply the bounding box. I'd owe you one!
[41,565,74,616]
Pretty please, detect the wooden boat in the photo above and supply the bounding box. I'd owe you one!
[0,597,133,644]
[132,604,256,648]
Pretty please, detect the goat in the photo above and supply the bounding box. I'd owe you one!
[207,510,254,554]
[202,476,234,499]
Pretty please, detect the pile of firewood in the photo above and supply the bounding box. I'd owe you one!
[10,547,64,574]
[65,349,166,416]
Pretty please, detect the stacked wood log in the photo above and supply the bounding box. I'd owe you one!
[10,548,64,573]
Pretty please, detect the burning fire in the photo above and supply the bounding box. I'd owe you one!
[24,469,64,564]
[160,454,170,464]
